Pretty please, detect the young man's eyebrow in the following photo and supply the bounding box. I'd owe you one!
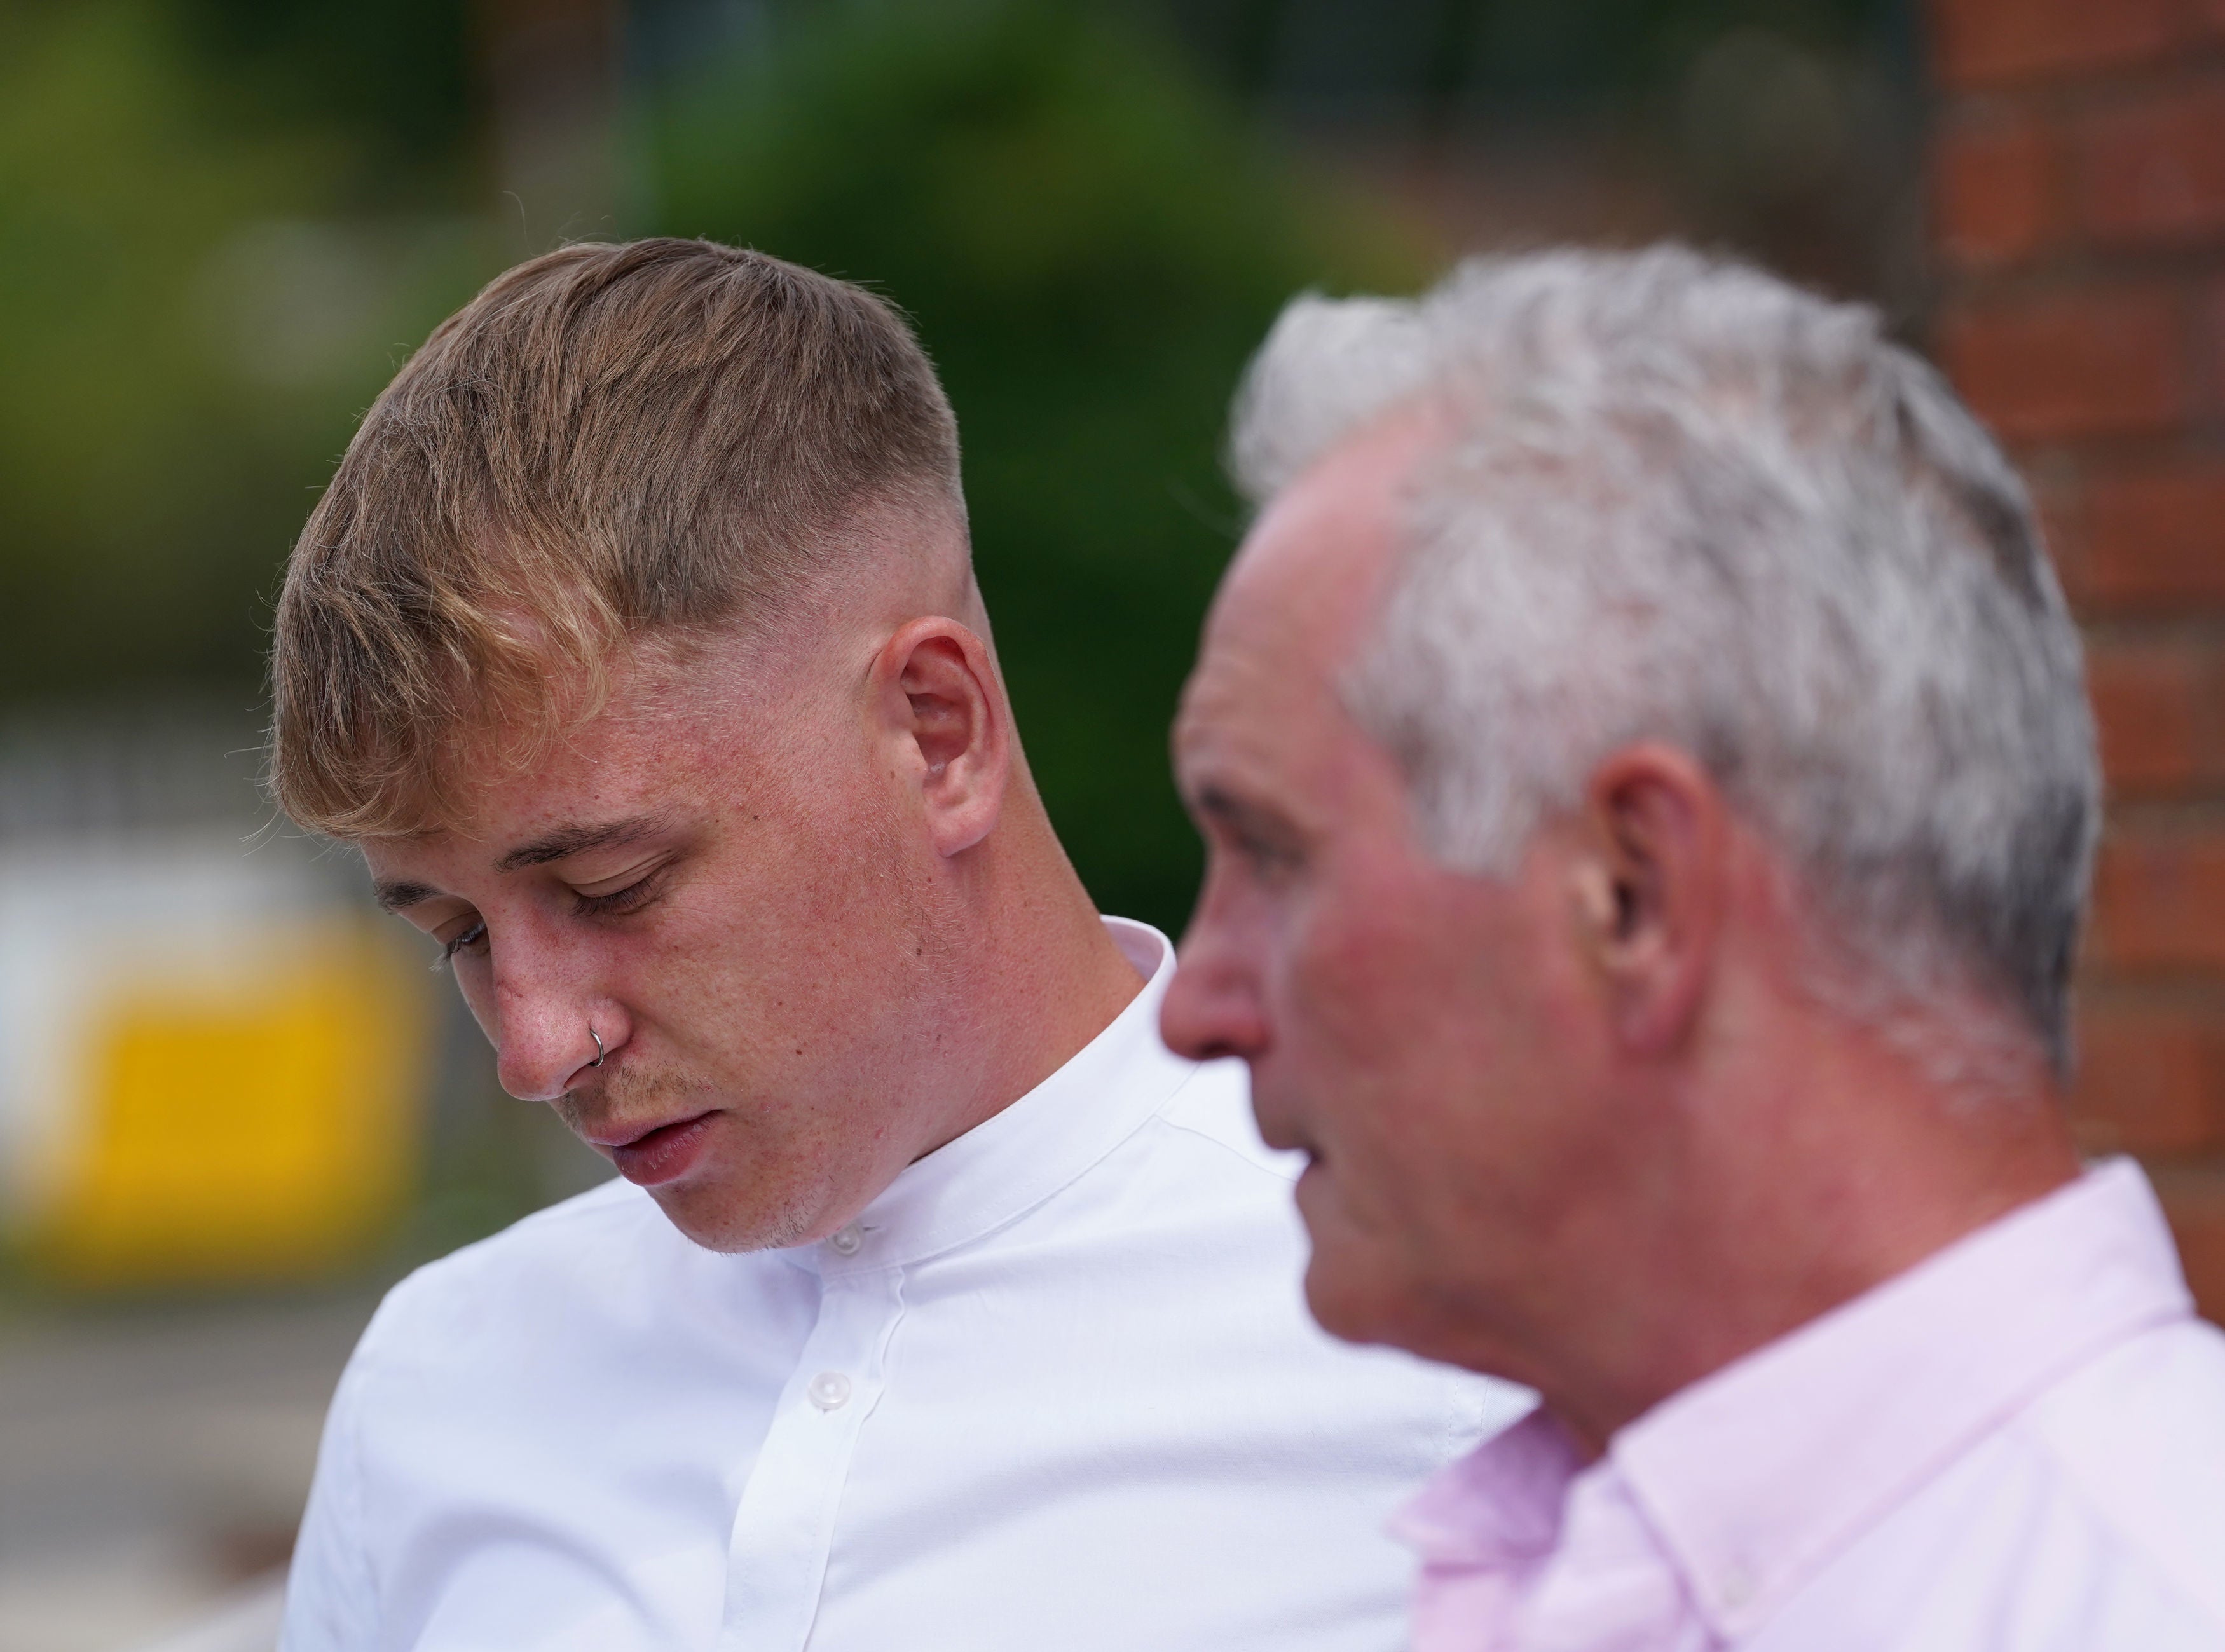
[494,815,671,874]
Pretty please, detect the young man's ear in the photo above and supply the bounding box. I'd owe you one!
[1566,743,1725,1056]
[873,616,1011,856]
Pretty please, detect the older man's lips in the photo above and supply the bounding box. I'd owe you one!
[602,1112,716,1187]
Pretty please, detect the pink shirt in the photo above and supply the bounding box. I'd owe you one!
[1395,1159,2225,1650]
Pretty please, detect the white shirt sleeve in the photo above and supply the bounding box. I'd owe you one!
[280,1345,381,1652]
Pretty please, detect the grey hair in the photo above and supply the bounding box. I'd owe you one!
[1231,247,2099,1074]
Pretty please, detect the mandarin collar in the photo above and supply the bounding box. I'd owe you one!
[779,918,1200,1275]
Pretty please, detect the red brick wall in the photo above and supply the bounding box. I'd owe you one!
[1928,0,2225,1321]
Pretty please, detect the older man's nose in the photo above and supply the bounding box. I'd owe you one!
[1160,920,1272,1066]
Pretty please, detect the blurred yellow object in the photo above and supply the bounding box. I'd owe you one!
[29,922,426,1287]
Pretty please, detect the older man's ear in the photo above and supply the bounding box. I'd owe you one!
[1566,743,1727,1059]
[874,615,1012,858]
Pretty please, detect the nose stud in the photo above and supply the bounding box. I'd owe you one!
[587,1026,606,1068]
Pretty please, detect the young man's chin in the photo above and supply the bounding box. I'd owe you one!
[648,1171,828,1257]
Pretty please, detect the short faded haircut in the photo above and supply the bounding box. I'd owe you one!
[270,238,962,837]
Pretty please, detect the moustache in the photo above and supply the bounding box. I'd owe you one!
[556,1061,716,1140]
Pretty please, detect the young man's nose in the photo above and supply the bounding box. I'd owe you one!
[495,1007,610,1103]
[487,957,621,1103]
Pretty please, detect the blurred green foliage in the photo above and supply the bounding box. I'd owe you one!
[0,0,1419,936]
[1161,0,1907,116]
[172,0,475,191]
[647,0,1423,929]
[0,0,1903,936]
[0,0,486,705]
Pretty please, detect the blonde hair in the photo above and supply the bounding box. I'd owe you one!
[269,238,962,836]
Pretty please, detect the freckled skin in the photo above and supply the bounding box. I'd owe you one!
[364,514,1141,1255]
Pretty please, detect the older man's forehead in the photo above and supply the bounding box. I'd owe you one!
[1175,589,1355,809]
[1185,427,1398,696]
[1177,415,1444,823]
[1224,414,1431,641]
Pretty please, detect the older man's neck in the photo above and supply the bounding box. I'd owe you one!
[1542,1008,2085,1459]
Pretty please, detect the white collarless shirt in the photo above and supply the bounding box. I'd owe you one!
[282,918,1530,1652]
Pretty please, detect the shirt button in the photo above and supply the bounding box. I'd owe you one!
[807,1370,853,1411]
[827,1224,863,1257]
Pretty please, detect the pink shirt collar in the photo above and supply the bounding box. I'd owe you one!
[1393,1159,2196,1644]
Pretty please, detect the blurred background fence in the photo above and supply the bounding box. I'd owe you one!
[3,0,2222,1648]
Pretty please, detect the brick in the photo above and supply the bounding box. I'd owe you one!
[2091,827,2225,971]
[1936,113,2061,268]
[2153,1164,2225,1325]
[2208,278,2225,414]
[2077,82,2225,247]
[1929,0,2184,88]
[2083,460,2225,608]
[2072,1000,2225,1154]
[1938,285,2191,442]
[2086,641,2215,793]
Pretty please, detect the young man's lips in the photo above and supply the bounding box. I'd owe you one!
[605,1112,716,1187]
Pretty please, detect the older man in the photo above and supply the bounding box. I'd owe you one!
[1162,248,2225,1649]
[269,239,1524,1652]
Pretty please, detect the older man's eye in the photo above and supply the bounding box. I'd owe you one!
[1236,831,1302,876]
[433,918,488,971]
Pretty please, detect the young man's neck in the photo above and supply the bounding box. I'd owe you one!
[915,793,1146,1161]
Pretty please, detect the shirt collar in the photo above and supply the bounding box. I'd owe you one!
[1391,1406,1573,1569]
[784,917,1199,1274]
[1611,1157,2196,1637]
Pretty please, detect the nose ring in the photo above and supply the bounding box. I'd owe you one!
[587,1026,606,1068]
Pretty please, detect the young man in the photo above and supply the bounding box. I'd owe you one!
[270,240,1526,1652]
[1162,247,2225,1649]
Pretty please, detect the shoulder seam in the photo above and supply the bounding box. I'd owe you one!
[422,1178,645,1274]
[504,1176,636,1231]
